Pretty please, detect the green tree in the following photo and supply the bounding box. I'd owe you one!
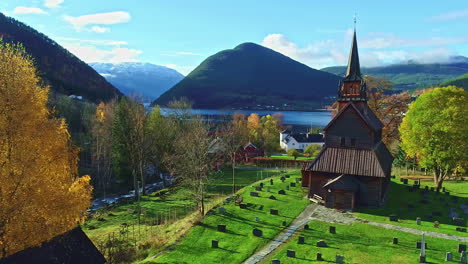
[400,86,468,191]
[304,144,321,157]
[287,148,300,160]
[261,115,280,156]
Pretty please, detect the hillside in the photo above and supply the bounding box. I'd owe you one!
[438,73,468,90]
[322,61,468,91]
[152,43,341,110]
[0,13,122,102]
[91,62,184,102]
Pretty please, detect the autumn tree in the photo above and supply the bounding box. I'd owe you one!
[166,117,216,215]
[221,114,249,194]
[365,75,411,149]
[261,115,280,156]
[400,86,468,191]
[91,100,116,197]
[0,42,92,257]
[247,113,262,146]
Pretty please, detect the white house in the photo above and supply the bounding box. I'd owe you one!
[280,130,324,151]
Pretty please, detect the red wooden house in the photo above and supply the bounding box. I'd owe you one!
[242,143,264,162]
[301,29,393,210]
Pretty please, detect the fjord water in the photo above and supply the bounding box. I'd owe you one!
[159,108,332,127]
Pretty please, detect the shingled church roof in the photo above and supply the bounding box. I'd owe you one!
[324,101,383,132]
[343,30,362,82]
[0,227,105,264]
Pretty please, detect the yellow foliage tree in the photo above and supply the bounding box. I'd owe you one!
[0,42,92,257]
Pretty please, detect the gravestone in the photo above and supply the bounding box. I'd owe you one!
[416,217,421,225]
[416,242,427,249]
[282,221,287,226]
[304,224,310,230]
[280,176,285,182]
[389,214,398,222]
[286,185,290,190]
[270,179,274,185]
[267,187,271,192]
[278,190,286,195]
[393,237,398,244]
[456,227,467,232]
[255,216,260,222]
[459,244,467,253]
[430,187,435,191]
[432,211,442,217]
[270,209,279,215]
[295,177,301,183]
[453,217,465,226]
[290,182,296,187]
[217,224,226,232]
[425,186,429,191]
[298,236,305,244]
[402,178,408,184]
[335,255,344,264]
[329,226,336,234]
[260,182,264,188]
[250,192,259,197]
[434,221,440,228]
[445,252,452,261]
[272,260,280,264]
[252,228,262,237]
[442,187,446,192]
[255,186,262,192]
[269,195,276,200]
[211,240,218,248]
[240,203,247,209]
[446,191,450,196]
[317,240,327,247]
[285,175,290,178]
[219,207,226,214]
[286,249,295,258]
[461,251,467,264]
[316,252,323,261]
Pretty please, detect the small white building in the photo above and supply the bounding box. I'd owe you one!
[280,130,324,151]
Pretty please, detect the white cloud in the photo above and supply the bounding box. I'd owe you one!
[176,51,202,56]
[44,0,64,8]
[64,11,131,31]
[430,9,468,21]
[91,26,110,33]
[55,37,128,46]
[164,64,195,76]
[13,6,47,15]
[261,32,461,69]
[63,42,142,64]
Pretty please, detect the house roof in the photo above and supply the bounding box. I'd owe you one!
[304,141,393,178]
[283,133,324,143]
[323,174,360,192]
[0,227,105,264]
[343,30,362,82]
[244,143,257,149]
[324,101,383,132]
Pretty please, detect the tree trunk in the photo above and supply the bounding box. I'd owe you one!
[232,153,236,195]
[200,184,205,215]
[139,159,145,196]
[133,169,139,200]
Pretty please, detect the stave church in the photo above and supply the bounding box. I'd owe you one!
[301,29,393,210]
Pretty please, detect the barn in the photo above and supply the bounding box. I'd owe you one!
[301,29,393,210]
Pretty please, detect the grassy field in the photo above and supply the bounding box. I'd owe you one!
[153,170,310,264]
[263,220,464,264]
[269,154,314,161]
[82,168,280,261]
[355,169,467,237]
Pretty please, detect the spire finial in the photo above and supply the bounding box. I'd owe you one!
[354,13,357,31]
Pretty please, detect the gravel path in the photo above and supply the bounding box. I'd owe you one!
[243,203,319,264]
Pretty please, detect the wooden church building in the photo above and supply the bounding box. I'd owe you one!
[301,29,393,210]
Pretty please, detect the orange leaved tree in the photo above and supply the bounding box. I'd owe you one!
[0,42,92,257]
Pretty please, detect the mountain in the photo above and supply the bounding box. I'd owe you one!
[438,73,468,90]
[152,43,341,110]
[322,59,468,91]
[90,62,184,102]
[0,13,122,102]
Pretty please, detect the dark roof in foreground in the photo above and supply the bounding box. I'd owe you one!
[304,141,393,178]
[323,174,360,192]
[0,227,105,264]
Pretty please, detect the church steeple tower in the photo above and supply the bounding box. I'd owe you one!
[337,28,367,108]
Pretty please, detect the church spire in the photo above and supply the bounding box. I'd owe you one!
[343,29,362,82]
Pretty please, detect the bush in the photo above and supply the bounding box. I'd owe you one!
[287,148,300,160]
[304,144,321,157]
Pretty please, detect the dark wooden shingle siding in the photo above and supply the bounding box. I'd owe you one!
[305,146,390,178]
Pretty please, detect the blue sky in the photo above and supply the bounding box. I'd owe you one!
[2,0,468,75]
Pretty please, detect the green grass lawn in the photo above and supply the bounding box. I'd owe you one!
[263,220,464,264]
[355,175,468,237]
[153,171,310,264]
[269,154,314,161]
[82,168,281,260]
